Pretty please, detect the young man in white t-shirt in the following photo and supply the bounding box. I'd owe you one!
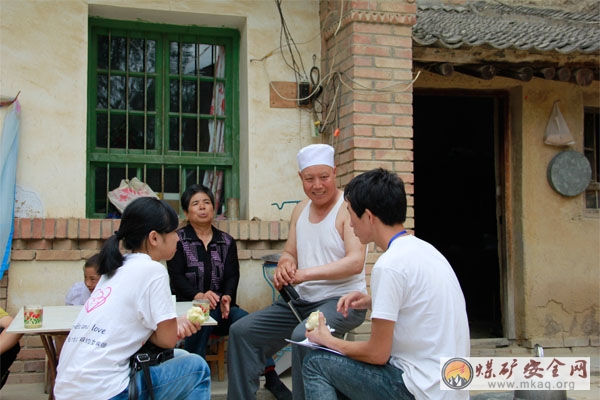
[302,168,470,400]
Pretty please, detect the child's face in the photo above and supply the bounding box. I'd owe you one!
[84,266,100,292]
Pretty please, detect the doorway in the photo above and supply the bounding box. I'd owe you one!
[413,92,505,338]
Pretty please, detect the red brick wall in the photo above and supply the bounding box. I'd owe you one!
[319,0,416,232]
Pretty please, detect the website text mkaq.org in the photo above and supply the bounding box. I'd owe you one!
[440,357,591,391]
[486,379,576,391]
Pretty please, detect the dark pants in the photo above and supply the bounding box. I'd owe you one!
[184,306,249,357]
[0,327,21,389]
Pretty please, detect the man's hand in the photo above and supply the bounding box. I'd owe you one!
[274,256,297,290]
[177,315,201,339]
[305,312,332,347]
[337,291,371,318]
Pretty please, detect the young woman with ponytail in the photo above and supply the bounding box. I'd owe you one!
[54,197,211,400]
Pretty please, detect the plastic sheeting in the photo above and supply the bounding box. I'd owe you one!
[544,101,575,146]
[0,100,21,279]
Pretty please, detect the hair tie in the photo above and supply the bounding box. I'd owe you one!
[114,230,122,240]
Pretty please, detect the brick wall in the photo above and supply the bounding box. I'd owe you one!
[319,0,416,233]
[11,218,289,262]
[0,274,7,311]
[2,272,49,384]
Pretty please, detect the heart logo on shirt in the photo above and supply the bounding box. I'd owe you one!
[85,287,112,312]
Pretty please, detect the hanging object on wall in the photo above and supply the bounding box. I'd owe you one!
[0,95,21,280]
[547,150,592,197]
[544,101,575,146]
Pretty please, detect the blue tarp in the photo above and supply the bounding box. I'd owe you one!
[0,100,21,279]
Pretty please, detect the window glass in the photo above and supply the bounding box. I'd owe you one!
[584,108,599,209]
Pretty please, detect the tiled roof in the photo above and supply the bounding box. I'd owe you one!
[413,1,600,54]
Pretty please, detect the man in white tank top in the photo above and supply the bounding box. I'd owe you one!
[227,144,367,400]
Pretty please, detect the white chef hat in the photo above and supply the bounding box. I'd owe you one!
[297,144,335,171]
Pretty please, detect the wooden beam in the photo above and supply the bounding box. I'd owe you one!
[412,55,599,85]
[415,62,454,77]
[572,69,594,86]
[413,45,598,68]
[497,66,533,82]
[455,64,497,80]
[555,67,571,82]
[534,67,556,80]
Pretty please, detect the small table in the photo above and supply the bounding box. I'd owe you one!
[7,302,216,400]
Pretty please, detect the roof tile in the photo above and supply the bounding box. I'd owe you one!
[413,1,600,54]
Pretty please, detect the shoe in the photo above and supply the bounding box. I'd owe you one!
[0,371,9,390]
[264,370,292,400]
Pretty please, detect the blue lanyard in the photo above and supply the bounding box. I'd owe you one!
[387,230,407,249]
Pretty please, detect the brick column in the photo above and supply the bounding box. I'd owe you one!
[319,0,416,230]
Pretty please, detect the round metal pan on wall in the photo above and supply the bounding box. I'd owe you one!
[547,150,592,197]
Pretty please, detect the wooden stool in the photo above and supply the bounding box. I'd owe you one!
[205,334,226,381]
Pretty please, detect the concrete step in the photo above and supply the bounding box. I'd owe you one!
[210,369,292,400]
[211,387,277,400]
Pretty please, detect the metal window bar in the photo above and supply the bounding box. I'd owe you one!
[143,38,149,156]
[107,31,112,154]
[584,108,599,209]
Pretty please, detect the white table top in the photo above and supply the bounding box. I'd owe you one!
[6,302,217,334]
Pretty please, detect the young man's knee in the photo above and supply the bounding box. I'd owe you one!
[184,353,211,374]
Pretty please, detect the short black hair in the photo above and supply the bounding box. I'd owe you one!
[343,168,407,226]
[180,184,215,212]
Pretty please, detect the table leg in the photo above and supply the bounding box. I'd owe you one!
[40,334,59,400]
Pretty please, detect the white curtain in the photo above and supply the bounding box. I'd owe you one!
[203,46,226,212]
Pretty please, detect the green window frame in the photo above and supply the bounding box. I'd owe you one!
[87,18,239,218]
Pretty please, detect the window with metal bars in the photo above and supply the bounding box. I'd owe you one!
[87,18,239,218]
[584,107,599,210]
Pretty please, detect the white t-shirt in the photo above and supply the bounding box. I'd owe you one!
[370,235,470,400]
[54,253,176,400]
[65,281,91,305]
[296,193,366,302]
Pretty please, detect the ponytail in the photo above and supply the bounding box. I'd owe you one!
[97,234,124,278]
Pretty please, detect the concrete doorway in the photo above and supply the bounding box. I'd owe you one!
[413,92,505,338]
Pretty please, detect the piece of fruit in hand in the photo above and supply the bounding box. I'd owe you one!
[187,307,207,324]
[305,310,325,331]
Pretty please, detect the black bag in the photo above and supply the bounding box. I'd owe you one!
[128,342,174,400]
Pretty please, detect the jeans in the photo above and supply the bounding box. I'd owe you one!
[227,297,366,400]
[109,349,211,400]
[302,351,415,400]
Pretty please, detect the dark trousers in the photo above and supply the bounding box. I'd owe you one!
[0,327,21,389]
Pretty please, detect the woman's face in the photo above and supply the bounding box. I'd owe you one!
[160,230,180,261]
[184,191,214,227]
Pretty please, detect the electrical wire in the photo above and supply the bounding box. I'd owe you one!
[251,0,421,139]
[274,0,308,83]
